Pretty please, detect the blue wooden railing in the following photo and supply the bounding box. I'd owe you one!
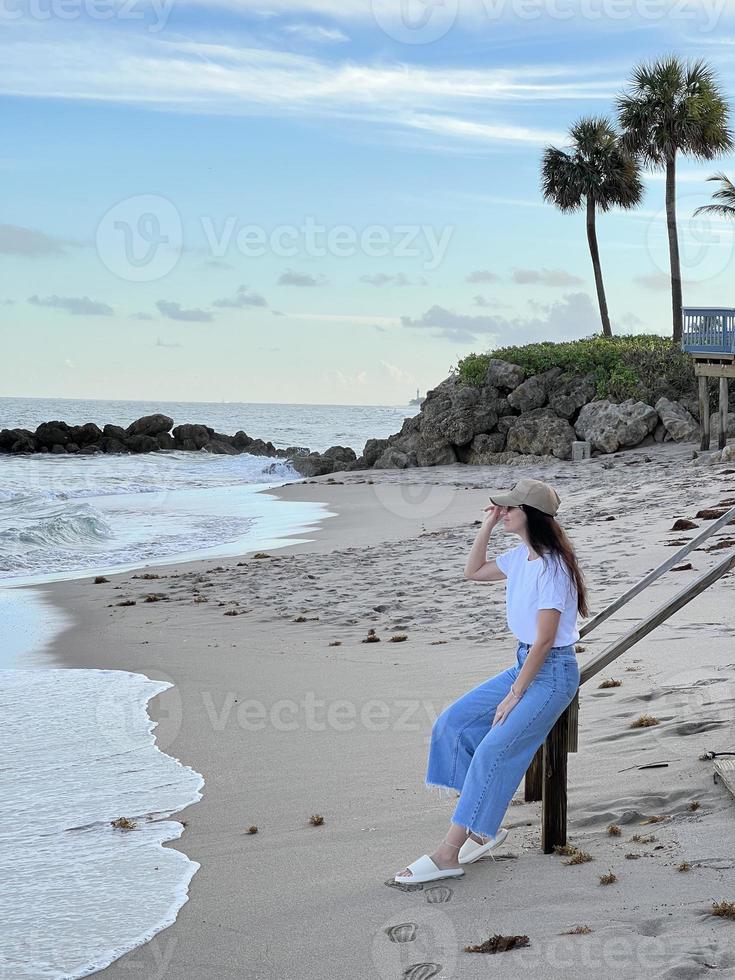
[682,307,735,355]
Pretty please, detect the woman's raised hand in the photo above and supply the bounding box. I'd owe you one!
[481,504,504,529]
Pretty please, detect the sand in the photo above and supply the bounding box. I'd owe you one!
[35,441,735,980]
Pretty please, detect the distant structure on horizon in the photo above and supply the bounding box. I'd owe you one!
[409,387,423,406]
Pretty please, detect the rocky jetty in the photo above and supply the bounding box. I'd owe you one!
[293,361,724,475]
[3,363,728,476]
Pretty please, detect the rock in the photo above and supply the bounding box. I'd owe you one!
[721,445,735,463]
[506,414,576,460]
[284,445,310,457]
[653,421,668,443]
[155,432,176,451]
[290,452,336,477]
[362,438,390,467]
[79,444,103,454]
[127,434,160,453]
[323,445,357,464]
[207,438,239,455]
[507,375,547,413]
[373,447,412,469]
[103,424,128,442]
[0,428,36,453]
[125,414,174,438]
[50,444,67,454]
[575,399,658,453]
[98,436,130,454]
[419,377,499,446]
[69,423,103,446]
[548,375,596,420]
[232,431,253,449]
[35,421,72,448]
[485,359,525,390]
[172,423,215,450]
[66,442,80,454]
[655,397,698,442]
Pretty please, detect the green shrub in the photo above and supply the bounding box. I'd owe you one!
[454,334,696,403]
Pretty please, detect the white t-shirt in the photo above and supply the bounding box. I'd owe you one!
[495,543,580,647]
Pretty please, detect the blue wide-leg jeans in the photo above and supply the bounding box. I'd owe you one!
[425,640,580,839]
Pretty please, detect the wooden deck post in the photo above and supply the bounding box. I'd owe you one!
[541,704,570,853]
[699,375,710,450]
[524,746,543,801]
[719,377,729,450]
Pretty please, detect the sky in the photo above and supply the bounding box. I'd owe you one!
[3,0,735,405]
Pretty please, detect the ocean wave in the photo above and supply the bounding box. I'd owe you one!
[0,668,203,980]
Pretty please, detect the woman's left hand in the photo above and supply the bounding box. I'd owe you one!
[492,690,521,727]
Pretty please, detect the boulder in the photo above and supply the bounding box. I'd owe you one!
[361,438,389,467]
[373,447,413,469]
[127,434,160,453]
[98,436,130,454]
[35,421,72,448]
[575,399,658,453]
[710,411,735,439]
[506,415,576,460]
[173,424,215,450]
[69,423,103,446]
[654,397,698,442]
[485,359,525,391]
[507,375,547,413]
[323,445,357,464]
[126,414,174,437]
[419,377,500,445]
[155,432,176,451]
[548,375,596,420]
[206,439,239,455]
[103,424,128,442]
[0,428,36,453]
[290,452,336,477]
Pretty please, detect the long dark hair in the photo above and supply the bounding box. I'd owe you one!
[520,504,589,618]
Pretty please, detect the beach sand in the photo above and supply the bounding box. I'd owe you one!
[35,442,735,980]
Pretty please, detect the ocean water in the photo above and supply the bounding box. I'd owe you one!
[0,666,203,980]
[0,397,417,980]
[0,397,416,584]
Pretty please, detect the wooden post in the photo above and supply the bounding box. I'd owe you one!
[699,375,710,450]
[524,746,543,801]
[719,377,729,450]
[542,705,570,853]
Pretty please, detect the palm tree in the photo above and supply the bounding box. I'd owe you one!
[617,56,734,343]
[693,171,735,218]
[541,116,643,338]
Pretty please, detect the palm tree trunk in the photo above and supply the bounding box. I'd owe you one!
[666,149,683,344]
[586,196,612,337]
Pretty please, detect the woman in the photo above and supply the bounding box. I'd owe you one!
[395,477,588,884]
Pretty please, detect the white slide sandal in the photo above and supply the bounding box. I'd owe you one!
[394,855,465,885]
[458,827,510,865]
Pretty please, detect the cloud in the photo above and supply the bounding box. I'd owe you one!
[466,270,500,284]
[282,22,350,42]
[278,268,328,287]
[155,337,183,348]
[473,294,509,309]
[213,284,268,308]
[130,312,154,320]
[360,273,413,287]
[28,293,113,316]
[0,33,620,151]
[511,267,585,286]
[156,300,214,322]
[633,273,670,291]
[1,299,15,306]
[0,224,73,257]
[379,360,414,384]
[401,292,598,344]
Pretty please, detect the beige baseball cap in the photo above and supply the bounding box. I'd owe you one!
[488,478,561,516]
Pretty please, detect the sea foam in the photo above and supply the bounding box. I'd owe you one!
[0,669,203,980]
